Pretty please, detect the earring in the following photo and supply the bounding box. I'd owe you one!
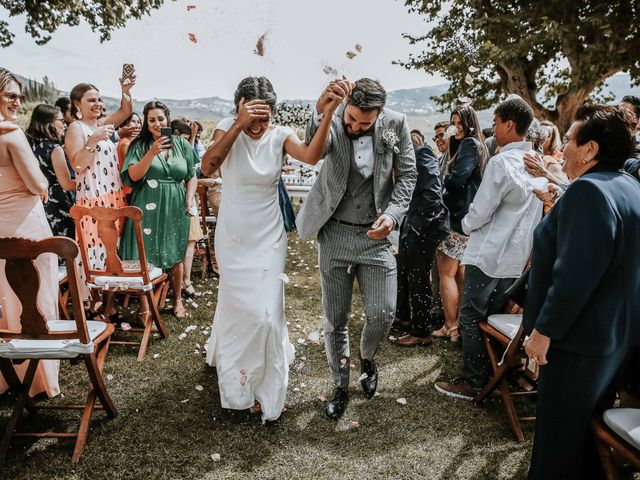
[76,111,83,120]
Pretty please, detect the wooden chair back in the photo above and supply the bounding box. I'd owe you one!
[196,184,211,235]
[70,205,151,284]
[0,237,88,343]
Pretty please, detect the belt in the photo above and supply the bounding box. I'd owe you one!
[329,217,372,228]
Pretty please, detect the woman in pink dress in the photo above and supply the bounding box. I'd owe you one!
[0,68,60,397]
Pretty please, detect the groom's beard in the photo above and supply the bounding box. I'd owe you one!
[342,120,375,139]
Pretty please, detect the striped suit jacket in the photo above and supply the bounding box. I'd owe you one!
[296,105,417,239]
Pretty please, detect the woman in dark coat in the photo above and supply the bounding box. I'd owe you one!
[524,105,640,480]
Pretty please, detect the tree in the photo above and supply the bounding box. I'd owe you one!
[0,0,168,48]
[398,0,640,133]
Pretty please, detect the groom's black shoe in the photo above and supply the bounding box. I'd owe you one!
[360,359,378,398]
[325,387,349,420]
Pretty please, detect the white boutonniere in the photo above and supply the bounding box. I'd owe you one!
[382,129,400,154]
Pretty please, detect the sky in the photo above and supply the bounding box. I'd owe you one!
[0,0,445,101]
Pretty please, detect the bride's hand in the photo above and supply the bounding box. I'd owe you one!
[236,98,271,129]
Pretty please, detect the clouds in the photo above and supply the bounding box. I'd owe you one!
[0,0,444,100]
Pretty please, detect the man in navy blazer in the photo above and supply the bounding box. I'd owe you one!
[523,105,640,480]
[394,142,449,345]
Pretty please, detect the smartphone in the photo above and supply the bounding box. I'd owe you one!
[160,127,173,150]
[121,63,136,84]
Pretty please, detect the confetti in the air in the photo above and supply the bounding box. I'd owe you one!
[465,73,474,85]
[355,43,363,53]
[469,65,480,73]
[187,5,196,11]
[346,51,357,60]
[323,65,338,76]
[458,96,472,104]
[255,33,267,56]
[188,33,198,44]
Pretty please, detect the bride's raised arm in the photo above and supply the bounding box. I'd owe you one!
[283,80,351,165]
[201,98,270,176]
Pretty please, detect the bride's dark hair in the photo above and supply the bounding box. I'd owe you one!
[233,76,277,113]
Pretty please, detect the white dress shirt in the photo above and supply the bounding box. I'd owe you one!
[312,110,374,177]
[461,141,543,278]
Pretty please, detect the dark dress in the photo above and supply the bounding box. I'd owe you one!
[524,164,640,480]
[31,138,75,237]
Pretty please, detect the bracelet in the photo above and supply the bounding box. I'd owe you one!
[122,92,131,102]
[84,144,96,153]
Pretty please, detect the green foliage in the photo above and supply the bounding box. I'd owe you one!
[0,0,169,47]
[398,0,640,131]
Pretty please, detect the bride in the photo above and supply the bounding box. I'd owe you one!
[202,76,341,422]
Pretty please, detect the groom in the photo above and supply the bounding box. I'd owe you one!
[297,78,416,419]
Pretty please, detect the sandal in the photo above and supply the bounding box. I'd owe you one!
[182,281,196,298]
[173,299,188,318]
[432,325,461,343]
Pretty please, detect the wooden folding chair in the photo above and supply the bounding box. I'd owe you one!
[474,268,536,442]
[57,264,70,320]
[195,184,217,277]
[592,409,640,480]
[0,236,116,463]
[70,205,169,361]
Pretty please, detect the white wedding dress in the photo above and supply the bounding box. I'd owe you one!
[206,117,295,423]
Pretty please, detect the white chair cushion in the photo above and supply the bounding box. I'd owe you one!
[487,314,523,340]
[0,320,107,359]
[89,266,163,291]
[57,265,67,283]
[603,408,640,452]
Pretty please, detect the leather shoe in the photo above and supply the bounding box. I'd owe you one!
[325,387,349,420]
[392,318,412,330]
[360,359,378,398]
[395,334,433,347]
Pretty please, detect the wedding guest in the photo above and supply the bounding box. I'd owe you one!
[64,77,135,271]
[55,97,74,126]
[0,68,60,398]
[172,117,204,297]
[394,141,449,346]
[433,120,450,176]
[432,105,488,343]
[26,104,75,237]
[194,121,206,158]
[431,120,451,323]
[523,105,640,480]
[540,120,563,160]
[120,101,198,318]
[619,96,640,180]
[436,95,542,400]
[116,112,141,169]
[483,127,498,158]
[410,129,425,147]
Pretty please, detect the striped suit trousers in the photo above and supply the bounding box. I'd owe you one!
[317,220,397,388]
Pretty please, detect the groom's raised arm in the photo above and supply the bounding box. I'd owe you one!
[384,115,417,224]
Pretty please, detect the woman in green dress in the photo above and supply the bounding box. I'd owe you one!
[120,101,198,317]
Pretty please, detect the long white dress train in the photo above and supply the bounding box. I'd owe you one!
[205,118,295,423]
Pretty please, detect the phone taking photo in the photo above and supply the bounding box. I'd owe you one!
[121,63,136,84]
[160,127,173,150]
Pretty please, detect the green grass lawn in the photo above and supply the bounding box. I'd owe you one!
[0,233,535,480]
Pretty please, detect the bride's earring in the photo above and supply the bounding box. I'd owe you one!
[76,110,83,120]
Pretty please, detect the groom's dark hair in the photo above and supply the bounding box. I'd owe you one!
[348,78,386,113]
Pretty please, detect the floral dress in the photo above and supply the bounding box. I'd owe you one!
[74,121,128,269]
[31,137,75,237]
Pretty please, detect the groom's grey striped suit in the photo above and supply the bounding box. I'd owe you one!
[297,105,417,388]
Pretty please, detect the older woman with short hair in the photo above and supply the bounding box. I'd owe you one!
[524,105,640,480]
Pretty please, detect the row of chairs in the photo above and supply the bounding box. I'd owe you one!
[0,192,217,463]
[474,273,640,479]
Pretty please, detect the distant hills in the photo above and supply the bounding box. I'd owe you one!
[16,71,640,132]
